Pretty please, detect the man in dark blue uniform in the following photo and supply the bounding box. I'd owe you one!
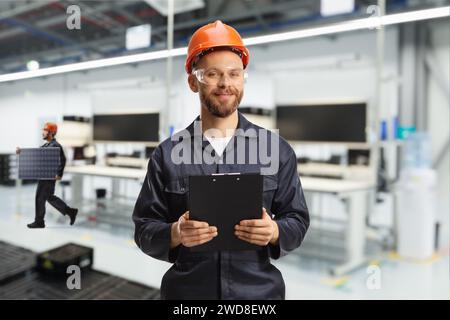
[133,21,309,299]
[16,122,78,229]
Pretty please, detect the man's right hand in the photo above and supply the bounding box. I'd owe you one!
[171,211,218,248]
[15,147,21,155]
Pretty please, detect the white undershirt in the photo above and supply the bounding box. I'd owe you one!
[205,135,233,157]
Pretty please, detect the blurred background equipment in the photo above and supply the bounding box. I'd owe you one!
[0,154,18,186]
[395,132,437,260]
[58,116,91,147]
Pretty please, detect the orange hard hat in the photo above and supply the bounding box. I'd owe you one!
[185,20,249,74]
[43,122,57,134]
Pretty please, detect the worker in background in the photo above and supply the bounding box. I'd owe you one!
[133,21,309,299]
[16,122,78,229]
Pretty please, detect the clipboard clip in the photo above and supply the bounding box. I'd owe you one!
[211,172,241,176]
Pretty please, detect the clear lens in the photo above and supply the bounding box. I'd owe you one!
[193,67,247,86]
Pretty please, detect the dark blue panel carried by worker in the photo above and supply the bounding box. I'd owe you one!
[18,147,61,180]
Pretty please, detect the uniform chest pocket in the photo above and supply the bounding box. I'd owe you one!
[164,177,189,219]
[262,175,278,211]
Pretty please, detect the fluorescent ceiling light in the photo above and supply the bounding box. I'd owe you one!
[0,6,448,83]
[0,47,186,82]
[381,6,450,25]
[244,6,450,46]
[244,17,379,46]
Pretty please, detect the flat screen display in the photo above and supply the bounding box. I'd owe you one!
[276,103,367,142]
[93,113,159,142]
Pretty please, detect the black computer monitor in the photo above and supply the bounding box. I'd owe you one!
[93,113,159,143]
[276,103,367,143]
[73,146,85,160]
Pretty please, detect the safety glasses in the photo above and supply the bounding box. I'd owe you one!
[192,66,248,86]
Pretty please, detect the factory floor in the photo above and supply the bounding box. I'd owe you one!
[0,184,448,300]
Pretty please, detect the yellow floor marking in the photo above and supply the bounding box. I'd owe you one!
[321,276,349,288]
[80,234,92,241]
[388,251,444,265]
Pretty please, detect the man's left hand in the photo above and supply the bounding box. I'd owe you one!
[235,207,279,246]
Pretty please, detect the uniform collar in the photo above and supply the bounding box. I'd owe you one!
[186,111,257,139]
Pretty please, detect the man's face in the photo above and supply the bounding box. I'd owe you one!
[42,129,49,140]
[190,50,245,118]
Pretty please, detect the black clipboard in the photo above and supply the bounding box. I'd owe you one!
[188,173,263,252]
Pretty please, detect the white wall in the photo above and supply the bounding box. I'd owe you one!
[0,80,74,151]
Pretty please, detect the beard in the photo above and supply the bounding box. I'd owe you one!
[200,86,243,118]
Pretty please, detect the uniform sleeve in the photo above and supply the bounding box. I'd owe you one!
[268,149,310,259]
[132,146,179,263]
[58,146,66,178]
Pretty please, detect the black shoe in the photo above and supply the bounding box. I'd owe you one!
[27,221,45,229]
[68,208,78,225]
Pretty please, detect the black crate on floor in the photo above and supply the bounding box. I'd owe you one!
[36,243,93,276]
[0,269,109,299]
[0,269,160,300]
[0,241,160,300]
[0,241,36,285]
[83,277,161,300]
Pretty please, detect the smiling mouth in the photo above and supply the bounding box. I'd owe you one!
[215,93,234,99]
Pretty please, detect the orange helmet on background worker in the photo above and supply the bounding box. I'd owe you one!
[185,20,250,74]
[43,122,57,135]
